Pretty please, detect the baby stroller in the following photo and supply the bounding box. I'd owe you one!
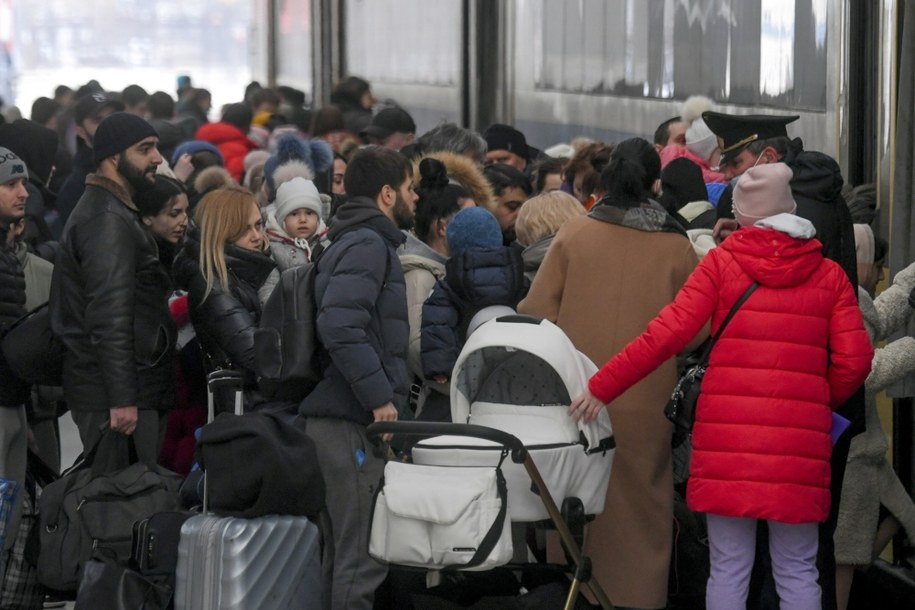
[368,315,616,609]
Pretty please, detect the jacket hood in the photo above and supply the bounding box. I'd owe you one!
[196,121,257,149]
[0,119,59,184]
[782,138,844,205]
[413,151,495,211]
[328,196,406,249]
[264,205,328,246]
[721,217,823,288]
[444,246,526,304]
[521,234,553,273]
[399,230,448,269]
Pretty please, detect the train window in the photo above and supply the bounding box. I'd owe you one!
[345,0,461,86]
[528,0,828,111]
[276,0,313,93]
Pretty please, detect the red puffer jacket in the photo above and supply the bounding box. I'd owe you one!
[589,221,872,523]
[195,122,259,182]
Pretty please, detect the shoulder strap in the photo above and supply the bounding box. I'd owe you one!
[697,282,759,365]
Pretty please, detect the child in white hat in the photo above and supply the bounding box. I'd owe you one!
[264,176,329,270]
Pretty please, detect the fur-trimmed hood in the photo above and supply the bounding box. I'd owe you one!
[412,150,495,211]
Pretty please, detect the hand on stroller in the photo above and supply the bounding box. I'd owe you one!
[569,389,606,423]
[373,402,399,441]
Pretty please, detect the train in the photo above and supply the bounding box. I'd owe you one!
[249,0,915,603]
[249,0,898,191]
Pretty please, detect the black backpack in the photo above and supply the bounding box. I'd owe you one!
[254,258,324,402]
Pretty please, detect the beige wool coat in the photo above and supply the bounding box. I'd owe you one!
[519,214,700,609]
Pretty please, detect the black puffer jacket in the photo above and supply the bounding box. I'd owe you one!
[173,234,276,384]
[0,233,29,406]
[782,139,857,287]
[299,196,409,424]
[50,174,176,412]
[420,246,527,379]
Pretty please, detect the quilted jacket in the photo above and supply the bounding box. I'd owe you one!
[420,246,526,379]
[589,215,872,523]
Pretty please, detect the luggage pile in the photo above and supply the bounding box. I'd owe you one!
[31,370,329,610]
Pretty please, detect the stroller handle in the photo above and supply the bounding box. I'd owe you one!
[367,421,527,463]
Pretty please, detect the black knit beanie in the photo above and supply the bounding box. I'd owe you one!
[93,112,158,166]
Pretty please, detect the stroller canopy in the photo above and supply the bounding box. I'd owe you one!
[450,315,613,452]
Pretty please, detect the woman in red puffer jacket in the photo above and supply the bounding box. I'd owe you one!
[570,163,873,610]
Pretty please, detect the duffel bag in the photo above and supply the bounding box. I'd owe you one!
[369,456,511,571]
[37,430,182,591]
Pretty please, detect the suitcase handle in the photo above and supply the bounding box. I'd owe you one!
[366,421,527,463]
[206,369,245,390]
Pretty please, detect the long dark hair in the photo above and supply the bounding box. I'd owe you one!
[414,158,470,244]
[599,137,661,206]
[136,175,187,218]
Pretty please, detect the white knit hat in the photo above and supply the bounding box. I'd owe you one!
[686,118,718,163]
[732,163,797,226]
[274,177,323,223]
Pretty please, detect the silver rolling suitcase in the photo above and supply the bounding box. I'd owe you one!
[173,370,323,609]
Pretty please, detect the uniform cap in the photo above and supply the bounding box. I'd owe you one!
[702,111,799,165]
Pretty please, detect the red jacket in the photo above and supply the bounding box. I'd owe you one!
[195,122,259,182]
[589,221,872,523]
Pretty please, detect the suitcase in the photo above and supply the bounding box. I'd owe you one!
[173,370,325,610]
[174,514,322,610]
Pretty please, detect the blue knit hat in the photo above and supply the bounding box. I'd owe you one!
[263,134,333,201]
[171,140,225,167]
[93,112,159,166]
[446,207,502,256]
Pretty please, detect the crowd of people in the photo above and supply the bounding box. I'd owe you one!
[0,75,911,610]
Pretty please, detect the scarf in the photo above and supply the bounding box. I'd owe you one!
[588,196,687,237]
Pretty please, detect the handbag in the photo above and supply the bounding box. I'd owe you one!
[665,282,759,448]
[369,453,512,571]
[74,558,171,610]
[0,303,64,387]
[37,430,182,591]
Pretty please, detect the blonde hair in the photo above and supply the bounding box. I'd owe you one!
[195,186,260,298]
[514,191,584,247]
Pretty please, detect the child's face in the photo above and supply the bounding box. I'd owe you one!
[284,208,320,239]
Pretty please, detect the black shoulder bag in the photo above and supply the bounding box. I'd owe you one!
[665,282,759,446]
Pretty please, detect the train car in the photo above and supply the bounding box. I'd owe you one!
[250,1,914,605]
[250,0,896,188]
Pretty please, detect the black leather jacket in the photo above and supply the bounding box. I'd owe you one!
[50,174,177,412]
[174,234,276,384]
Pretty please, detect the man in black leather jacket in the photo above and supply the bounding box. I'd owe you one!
[50,113,176,465]
[0,148,30,579]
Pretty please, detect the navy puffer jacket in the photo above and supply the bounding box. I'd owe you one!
[299,197,409,424]
[420,246,526,379]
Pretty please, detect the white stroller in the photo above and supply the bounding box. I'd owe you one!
[368,315,616,609]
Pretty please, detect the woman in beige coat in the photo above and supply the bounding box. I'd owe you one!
[519,138,700,609]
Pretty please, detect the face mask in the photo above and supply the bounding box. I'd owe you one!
[730,151,768,188]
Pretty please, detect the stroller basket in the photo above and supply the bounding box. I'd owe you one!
[368,421,614,610]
